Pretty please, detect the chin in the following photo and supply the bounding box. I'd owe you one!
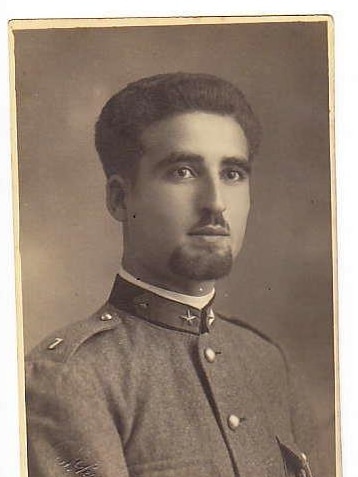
[169,245,233,281]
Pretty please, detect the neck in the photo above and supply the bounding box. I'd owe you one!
[122,257,215,297]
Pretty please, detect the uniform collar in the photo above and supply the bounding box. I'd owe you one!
[108,274,216,335]
[117,264,215,309]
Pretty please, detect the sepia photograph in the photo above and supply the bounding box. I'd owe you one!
[9,16,335,477]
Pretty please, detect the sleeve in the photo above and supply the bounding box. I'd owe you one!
[25,357,130,477]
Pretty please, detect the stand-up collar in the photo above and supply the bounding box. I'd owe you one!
[108,274,216,335]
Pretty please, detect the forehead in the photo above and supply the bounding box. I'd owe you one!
[140,111,249,163]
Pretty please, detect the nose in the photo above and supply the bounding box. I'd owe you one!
[198,174,226,214]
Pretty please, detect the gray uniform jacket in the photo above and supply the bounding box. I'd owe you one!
[26,275,316,477]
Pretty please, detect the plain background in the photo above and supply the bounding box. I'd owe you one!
[1,4,357,477]
[14,20,334,475]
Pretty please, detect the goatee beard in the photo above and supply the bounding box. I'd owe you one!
[169,243,233,281]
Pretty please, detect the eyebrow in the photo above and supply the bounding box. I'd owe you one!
[221,157,252,174]
[154,152,251,172]
[153,153,203,171]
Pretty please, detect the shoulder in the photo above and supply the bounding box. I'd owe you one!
[219,313,283,348]
[218,313,289,371]
[26,302,128,367]
[25,302,138,401]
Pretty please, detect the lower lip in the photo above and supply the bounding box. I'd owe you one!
[189,235,229,242]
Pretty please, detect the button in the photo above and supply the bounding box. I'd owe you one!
[227,414,240,430]
[100,312,113,321]
[204,347,216,363]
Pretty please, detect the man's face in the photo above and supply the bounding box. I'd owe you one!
[118,111,251,291]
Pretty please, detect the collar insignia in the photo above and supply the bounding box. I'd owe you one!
[206,308,215,327]
[179,309,198,326]
[108,275,217,335]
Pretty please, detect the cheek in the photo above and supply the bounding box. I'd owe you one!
[227,182,250,211]
[131,182,194,225]
[127,185,195,236]
[226,187,250,236]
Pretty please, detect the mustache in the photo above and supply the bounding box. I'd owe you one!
[188,213,230,236]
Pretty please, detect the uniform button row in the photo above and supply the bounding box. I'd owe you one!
[202,347,242,432]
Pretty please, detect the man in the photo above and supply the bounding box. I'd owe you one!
[26,73,315,477]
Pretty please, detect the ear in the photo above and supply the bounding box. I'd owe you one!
[106,175,129,222]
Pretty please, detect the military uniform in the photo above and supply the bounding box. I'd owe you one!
[26,275,315,477]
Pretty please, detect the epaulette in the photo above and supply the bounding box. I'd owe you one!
[26,302,124,364]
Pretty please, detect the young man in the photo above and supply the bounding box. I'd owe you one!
[26,73,315,477]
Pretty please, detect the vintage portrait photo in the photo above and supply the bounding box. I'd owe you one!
[9,16,336,477]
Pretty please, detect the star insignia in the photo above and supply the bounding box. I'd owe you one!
[180,309,198,326]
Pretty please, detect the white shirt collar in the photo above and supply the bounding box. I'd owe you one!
[118,264,215,310]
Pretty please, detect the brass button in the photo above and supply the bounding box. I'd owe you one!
[227,414,240,431]
[100,312,113,321]
[204,347,216,363]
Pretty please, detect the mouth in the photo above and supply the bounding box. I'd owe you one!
[188,225,230,237]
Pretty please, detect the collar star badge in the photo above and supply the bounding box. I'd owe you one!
[180,309,198,326]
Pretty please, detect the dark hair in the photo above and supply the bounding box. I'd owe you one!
[95,72,261,179]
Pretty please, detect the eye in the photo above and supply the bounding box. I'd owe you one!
[169,166,196,180]
[221,168,248,182]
